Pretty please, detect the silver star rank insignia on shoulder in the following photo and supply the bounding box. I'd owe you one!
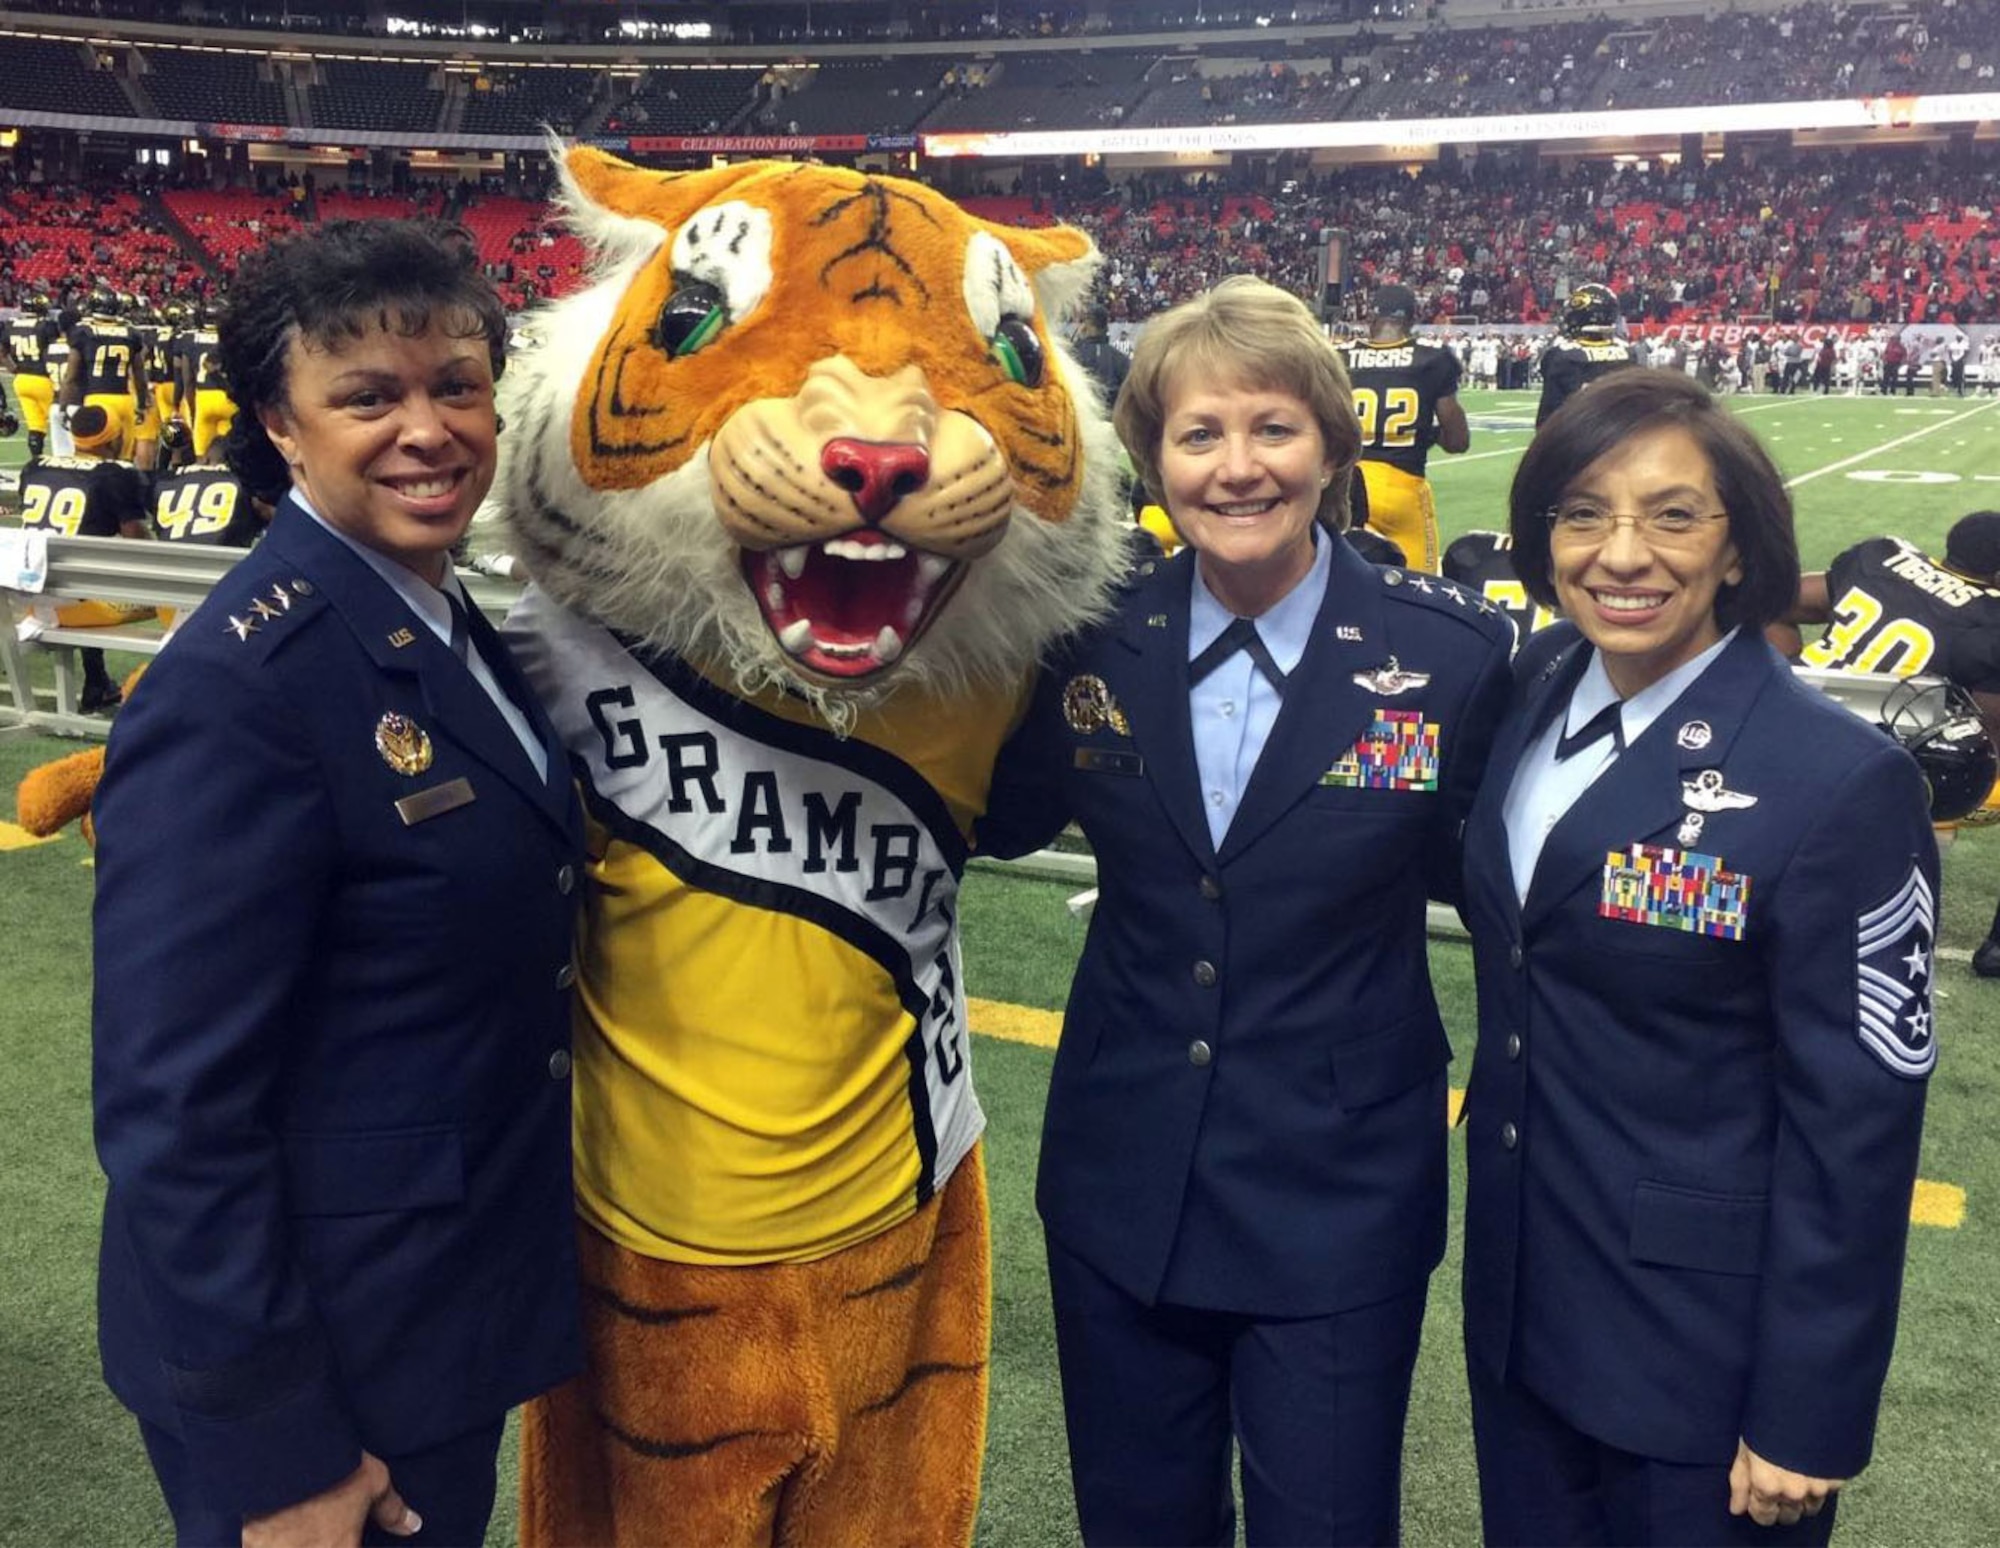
[1352,656,1431,695]
[226,614,258,641]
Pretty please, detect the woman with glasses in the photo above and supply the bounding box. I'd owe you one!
[1459,369,1935,1546]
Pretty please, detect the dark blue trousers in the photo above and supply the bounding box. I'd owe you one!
[139,1415,506,1548]
[1047,1235,1427,1548]
[1468,1355,1840,1547]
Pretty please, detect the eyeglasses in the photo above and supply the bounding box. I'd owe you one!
[1544,504,1729,543]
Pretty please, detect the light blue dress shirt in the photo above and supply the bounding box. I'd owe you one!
[298,496,549,781]
[1189,532,1334,849]
[1502,627,1738,903]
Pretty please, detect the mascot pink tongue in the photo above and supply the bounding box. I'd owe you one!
[493,148,1127,1548]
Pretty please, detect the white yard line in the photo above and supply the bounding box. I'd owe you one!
[1785,399,2000,487]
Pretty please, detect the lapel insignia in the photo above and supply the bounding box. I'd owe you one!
[386,627,417,649]
[1062,674,1131,736]
[1352,656,1431,695]
[1681,768,1757,813]
[1676,720,1713,751]
[374,712,435,776]
[1600,842,1751,941]
[1677,810,1706,847]
[226,614,258,641]
[1147,613,1168,628]
[1335,624,1364,641]
[1323,709,1441,792]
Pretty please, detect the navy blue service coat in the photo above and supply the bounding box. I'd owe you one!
[91,498,585,1520]
[1462,623,1933,1477]
[982,538,1513,1316]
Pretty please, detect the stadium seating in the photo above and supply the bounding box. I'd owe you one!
[0,35,139,117]
[141,47,289,125]
[459,66,600,137]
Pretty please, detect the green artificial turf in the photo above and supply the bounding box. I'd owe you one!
[4,386,2000,1544]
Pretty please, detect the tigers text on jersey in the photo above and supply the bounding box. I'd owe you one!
[1341,338,1462,479]
[1536,339,1639,424]
[1801,535,2000,689]
[18,456,149,538]
[507,587,1021,1266]
[69,320,143,397]
[4,316,57,377]
[151,463,260,547]
[175,327,228,390]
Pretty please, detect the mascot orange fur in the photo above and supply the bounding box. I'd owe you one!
[494,149,1128,1547]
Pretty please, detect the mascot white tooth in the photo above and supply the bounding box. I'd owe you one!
[496,148,1128,1547]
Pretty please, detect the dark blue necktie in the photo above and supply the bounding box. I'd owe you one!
[1190,616,1287,696]
[1554,701,1623,762]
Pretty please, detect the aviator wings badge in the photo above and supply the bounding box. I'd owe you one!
[1352,656,1431,696]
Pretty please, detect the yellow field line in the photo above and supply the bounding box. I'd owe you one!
[969,997,1959,1227]
[0,820,60,852]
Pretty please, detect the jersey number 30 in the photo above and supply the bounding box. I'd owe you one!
[1801,585,1937,675]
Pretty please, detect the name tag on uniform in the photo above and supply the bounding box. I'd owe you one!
[1599,842,1750,941]
[395,776,477,826]
[1073,748,1144,777]
[1322,709,1440,792]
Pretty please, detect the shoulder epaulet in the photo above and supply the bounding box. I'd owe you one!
[1378,566,1513,640]
[212,572,328,663]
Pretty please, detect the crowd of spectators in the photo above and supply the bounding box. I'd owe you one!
[972,145,2000,330]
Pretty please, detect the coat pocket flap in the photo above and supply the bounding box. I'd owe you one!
[1629,1180,1767,1276]
[283,1126,465,1217]
[1330,1014,1451,1109]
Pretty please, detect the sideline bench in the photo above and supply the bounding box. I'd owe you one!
[0,533,523,740]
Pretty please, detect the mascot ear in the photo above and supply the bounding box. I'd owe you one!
[981,219,1099,323]
[560,145,772,262]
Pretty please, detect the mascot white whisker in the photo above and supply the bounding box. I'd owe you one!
[495,147,1128,1547]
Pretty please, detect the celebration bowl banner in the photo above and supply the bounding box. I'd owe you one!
[921,91,2000,158]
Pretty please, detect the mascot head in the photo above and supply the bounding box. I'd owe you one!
[497,149,1129,725]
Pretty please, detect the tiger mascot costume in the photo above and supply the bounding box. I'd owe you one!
[494,148,1128,1546]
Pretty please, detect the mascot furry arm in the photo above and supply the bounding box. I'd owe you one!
[495,149,1129,1548]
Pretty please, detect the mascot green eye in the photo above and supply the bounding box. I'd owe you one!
[989,315,1045,388]
[656,281,728,358]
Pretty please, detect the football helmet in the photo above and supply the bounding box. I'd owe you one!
[158,417,193,456]
[1560,283,1621,339]
[88,285,122,317]
[0,406,19,439]
[1882,676,1999,823]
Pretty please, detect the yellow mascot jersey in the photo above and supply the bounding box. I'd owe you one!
[510,586,1014,1266]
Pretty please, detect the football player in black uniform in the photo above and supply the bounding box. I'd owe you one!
[1794,510,2000,972]
[61,288,149,461]
[16,403,154,712]
[1442,528,1556,648]
[173,303,238,460]
[1340,283,1468,572]
[2,293,62,456]
[1536,282,1640,425]
[151,454,263,550]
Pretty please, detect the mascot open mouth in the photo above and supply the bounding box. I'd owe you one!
[743,530,965,679]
